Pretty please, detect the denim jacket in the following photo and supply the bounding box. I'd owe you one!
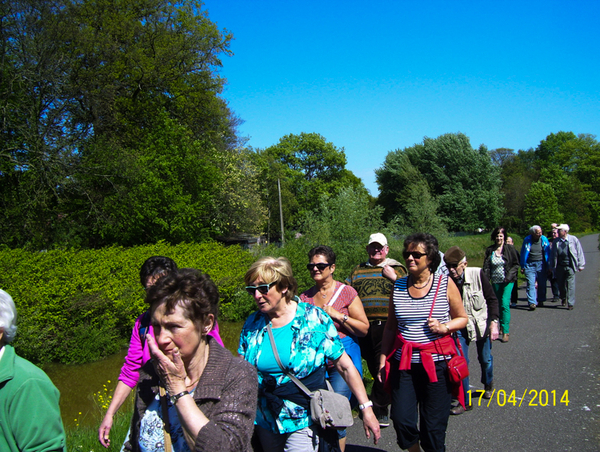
[520,235,551,269]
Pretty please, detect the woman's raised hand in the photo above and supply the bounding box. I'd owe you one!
[146,334,187,394]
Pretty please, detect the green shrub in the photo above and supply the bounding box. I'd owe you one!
[0,242,253,364]
[219,289,257,323]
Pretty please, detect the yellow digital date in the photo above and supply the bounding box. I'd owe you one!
[467,389,569,407]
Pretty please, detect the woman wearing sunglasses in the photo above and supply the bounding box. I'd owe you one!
[299,245,369,451]
[378,233,467,452]
[239,257,380,452]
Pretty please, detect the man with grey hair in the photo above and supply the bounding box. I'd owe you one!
[550,224,585,310]
[0,289,66,451]
[520,225,551,310]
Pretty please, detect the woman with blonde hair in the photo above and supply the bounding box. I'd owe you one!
[239,257,380,451]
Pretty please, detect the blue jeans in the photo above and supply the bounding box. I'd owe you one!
[457,329,493,402]
[524,261,547,305]
[327,335,362,439]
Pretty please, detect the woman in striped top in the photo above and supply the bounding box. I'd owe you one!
[378,233,467,452]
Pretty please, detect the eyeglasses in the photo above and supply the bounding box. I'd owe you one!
[306,263,332,272]
[402,251,427,260]
[245,281,276,296]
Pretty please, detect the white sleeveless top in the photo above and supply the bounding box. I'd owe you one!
[393,275,451,362]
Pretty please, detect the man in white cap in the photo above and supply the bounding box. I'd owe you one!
[550,224,585,310]
[346,233,406,427]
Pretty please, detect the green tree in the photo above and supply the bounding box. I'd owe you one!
[212,147,267,236]
[524,182,562,232]
[538,166,591,231]
[392,179,448,237]
[0,0,245,248]
[534,131,578,168]
[534,132,600,229]
[494,148,537,232]
[376,133,503,232]
[0,0,81,248]
[73,113,222,246]
[258,133,366,240]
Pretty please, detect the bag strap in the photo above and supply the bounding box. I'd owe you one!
[266,323,316,398]
[428,275,441,318]
[327,283,345,306]
[159,386,173,452]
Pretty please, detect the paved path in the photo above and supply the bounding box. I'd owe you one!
[345,234,600,451]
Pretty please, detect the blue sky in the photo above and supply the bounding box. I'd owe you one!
[202,0,600,195]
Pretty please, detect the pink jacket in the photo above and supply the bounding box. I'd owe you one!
[118,312,224,388]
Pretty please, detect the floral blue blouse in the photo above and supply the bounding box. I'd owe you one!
[238,302,345,434]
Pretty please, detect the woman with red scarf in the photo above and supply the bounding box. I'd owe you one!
[378,233,467,452]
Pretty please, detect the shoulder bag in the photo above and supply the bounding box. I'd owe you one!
[266,324,353,429]
[429,276,469,384]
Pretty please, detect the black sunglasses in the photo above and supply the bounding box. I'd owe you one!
[245,281,276,296]
[306,263,332,272]
[402,251,427,260]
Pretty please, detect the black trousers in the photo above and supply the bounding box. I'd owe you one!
[359,320,391,413]
[389,359,452,452]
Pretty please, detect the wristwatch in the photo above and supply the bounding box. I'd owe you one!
[342,314,349,324]
[170,390,190,405]
[359,400,373,410]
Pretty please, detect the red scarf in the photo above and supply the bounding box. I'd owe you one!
[384,332,466,408]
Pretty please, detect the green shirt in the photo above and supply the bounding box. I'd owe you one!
[0,345,66,452]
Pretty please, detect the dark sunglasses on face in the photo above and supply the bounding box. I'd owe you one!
[402,251,427,260]
[245,281,276,296]
[306,263,331,272]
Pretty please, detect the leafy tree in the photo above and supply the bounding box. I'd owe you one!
[392,179,448,238]
[376,133,503,232]
[524,182,562,232]
[211,147,267,236]
[495,148,537,232]
[538,166,591,231]
[258,133,366,241]
[72,113,222,246]
[489,148,516,167]
[260,186,386,291]
[0,0,81,248]
[534,131,578,168]
[534,132,600,229]
[1,0,247,248]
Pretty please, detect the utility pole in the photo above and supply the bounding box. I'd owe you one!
[278,178,285,245]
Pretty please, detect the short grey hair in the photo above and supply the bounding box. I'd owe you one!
[0,289,17,343]
[530,225,542,235]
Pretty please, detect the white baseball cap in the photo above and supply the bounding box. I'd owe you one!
[557,224,570,232]
[368,233,388,246]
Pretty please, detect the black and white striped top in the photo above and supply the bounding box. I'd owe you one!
[393,275,451,362]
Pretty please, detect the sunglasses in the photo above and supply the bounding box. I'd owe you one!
[245,281,276,296]
[402,251,427,260]
[306,263,332,272]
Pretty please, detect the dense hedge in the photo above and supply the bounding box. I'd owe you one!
[0,233,528,365]
[0,242,254,364]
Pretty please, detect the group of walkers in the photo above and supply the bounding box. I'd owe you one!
[0,225,586,452]
[520,224,585,311]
